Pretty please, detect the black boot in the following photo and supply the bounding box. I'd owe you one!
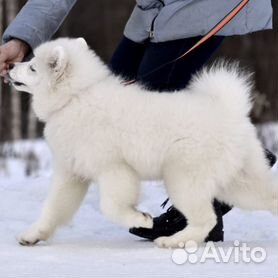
[129,149,276,241]
[129,199,225,241]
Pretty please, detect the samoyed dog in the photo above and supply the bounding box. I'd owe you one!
[8,38,277,248]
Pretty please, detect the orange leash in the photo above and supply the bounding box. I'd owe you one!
[123,0,250,86]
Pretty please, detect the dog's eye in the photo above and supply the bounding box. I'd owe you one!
[30,65,36,72]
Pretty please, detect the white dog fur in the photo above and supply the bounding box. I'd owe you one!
[8,38,277,248]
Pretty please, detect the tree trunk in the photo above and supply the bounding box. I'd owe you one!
[7,0,22,141]
[0,0,3,142]
[0,0,12,142]
[27,107,37,139]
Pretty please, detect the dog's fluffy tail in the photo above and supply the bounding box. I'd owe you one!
[189,62,253,117]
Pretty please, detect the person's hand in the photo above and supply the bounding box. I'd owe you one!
[0,39,30,76]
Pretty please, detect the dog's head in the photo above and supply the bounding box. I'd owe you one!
[8,37,89,94]
[8,37,108,121]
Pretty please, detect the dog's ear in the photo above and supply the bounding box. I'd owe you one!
[48,46,67,75]
[76,37,87,48]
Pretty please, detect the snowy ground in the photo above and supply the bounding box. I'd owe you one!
[0,134,277,277]
[0,175,277,277]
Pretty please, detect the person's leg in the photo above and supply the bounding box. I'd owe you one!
[272,0,278,31]
[110,36,147,80]
[137,35,224,91]
[110,35,224,89]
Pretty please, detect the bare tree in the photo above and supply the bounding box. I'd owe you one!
[0,0,12,142]
[0,0,3,140]
[27,107,37,139]
[5,0,22,140]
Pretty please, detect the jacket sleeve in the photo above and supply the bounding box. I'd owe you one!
[2,0,77,50]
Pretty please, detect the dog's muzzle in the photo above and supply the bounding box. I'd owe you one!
[4,72,26,87]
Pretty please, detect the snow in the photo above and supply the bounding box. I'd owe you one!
[0,175,277,277]
[0,130,277,277]
[0,139,52,178]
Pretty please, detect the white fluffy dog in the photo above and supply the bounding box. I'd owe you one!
[8,38,277,248]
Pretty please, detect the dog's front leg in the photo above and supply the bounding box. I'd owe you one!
[17,169,90,246]
[98,163,153,229]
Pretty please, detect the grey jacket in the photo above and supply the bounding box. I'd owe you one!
[3,0,273,49]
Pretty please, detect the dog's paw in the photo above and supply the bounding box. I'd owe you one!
[155,234,198,249]
[17,236,40,246]
[155,236,183,248]
[141,212,154,228]
[155,232,203,248]
[132,212,153,229]
[16,226,50,246]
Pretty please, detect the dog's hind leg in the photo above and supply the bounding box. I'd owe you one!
[155,167,217,248]
[217,136,278,216]
[17,169,90,246]
[218,156,278,216]
[98,163,153,229]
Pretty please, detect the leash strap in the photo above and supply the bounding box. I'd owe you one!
[123,0,250,86]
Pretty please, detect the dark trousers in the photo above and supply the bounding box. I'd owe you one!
[110,36,224,91]
[109,35,227,240]
[272,0,278,31]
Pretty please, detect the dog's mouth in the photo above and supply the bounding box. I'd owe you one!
[4,73,26,87]
[13,81,26,87]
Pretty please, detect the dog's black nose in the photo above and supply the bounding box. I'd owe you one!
[8,63,15,70]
